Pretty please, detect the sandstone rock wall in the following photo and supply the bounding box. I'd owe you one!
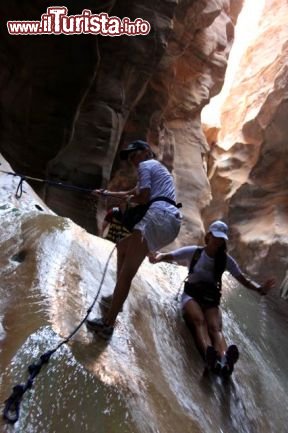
[4,0,286,286]
[204,0,288,285]
[117,0,242,244]
[0,1,242,236]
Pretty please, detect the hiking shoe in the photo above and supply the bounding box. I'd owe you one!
[86,317,114,340]
[222,344,239,376]
[212,359,222,375]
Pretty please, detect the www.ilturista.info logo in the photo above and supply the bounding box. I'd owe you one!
[7,6,151,36]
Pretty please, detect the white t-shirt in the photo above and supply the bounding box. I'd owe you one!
[138,159,180,215]
[171,246,242,284]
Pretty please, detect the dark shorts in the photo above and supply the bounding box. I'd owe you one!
[182,282,221,309]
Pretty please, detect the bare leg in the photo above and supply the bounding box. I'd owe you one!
[183,300,211,358]
[100,235,133,310]
[204,307,227,357]
[116,233,133,279]
[101,232,144,312]
[105,230,149,326]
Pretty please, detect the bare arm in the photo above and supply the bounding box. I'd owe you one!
[99,187,151,205]
[235,273,275,295]
[92,186,137,199]
[149,251,175,264]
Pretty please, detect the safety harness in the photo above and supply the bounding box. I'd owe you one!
[104,208,130,243]
[183,247,226,307]
[122,196,182,231]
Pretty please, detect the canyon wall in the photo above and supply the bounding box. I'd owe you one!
[204,0,288,286]
[3,1,287,287]
[0,0,242,237]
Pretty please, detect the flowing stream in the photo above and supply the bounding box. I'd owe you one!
[1,159,288,433]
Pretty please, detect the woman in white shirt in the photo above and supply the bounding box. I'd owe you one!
[87,140,182,339]
[151,220,275,376]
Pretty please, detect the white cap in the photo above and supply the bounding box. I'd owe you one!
[208,220,228,240]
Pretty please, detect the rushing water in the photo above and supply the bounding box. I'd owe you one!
[1,158,288,433]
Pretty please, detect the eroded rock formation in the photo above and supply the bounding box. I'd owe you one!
[0,0,242,237]
[118,0,242,243]
[1,0,287,286]
[204,0,288,285]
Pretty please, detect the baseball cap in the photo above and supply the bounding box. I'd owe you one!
[208,220,229,240]
[120,140,153,160]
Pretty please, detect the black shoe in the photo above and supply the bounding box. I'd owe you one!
[205,346,222,374]
[212,359,222,375]
[86,317,114,340]
[222,344,239,376]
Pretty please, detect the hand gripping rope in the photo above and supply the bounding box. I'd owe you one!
[0,168,126,201]
[3,244,117,424]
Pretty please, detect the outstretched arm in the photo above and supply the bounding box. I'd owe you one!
[91,186,137,200]
[149,251,175,264]
[91,186,151,205]
[235,273,275,295]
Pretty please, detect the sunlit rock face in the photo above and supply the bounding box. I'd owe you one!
[0,1,242,237]
[204,0,288,283]
[118,0,242,244]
